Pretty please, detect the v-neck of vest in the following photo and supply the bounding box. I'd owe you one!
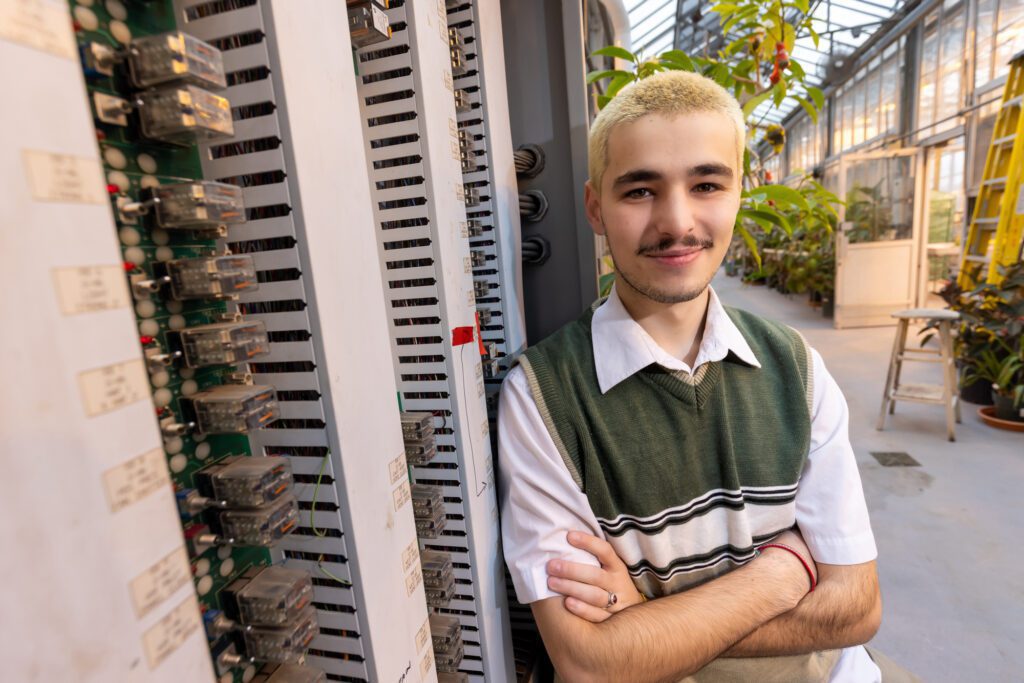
[639,361,722,408]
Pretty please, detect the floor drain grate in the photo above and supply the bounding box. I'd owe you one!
[870,451,921,467]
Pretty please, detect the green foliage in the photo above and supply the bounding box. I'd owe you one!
[928,262,1024,402]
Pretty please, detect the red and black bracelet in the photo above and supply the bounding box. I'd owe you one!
[758,543,817,592]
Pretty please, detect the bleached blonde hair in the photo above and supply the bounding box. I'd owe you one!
[588,70,746,193]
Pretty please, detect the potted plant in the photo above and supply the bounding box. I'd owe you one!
[925,261,1024,406]
[962,344,1023,421]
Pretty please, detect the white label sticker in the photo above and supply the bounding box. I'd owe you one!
[52,265,130,315]
[78,358,149,417]
[405,564,423,596]
[103,447,170,513]
[388,451,407,486]
[421,649,434,678]
[402,539,418,573]
[444,70,453,91]
[129,546,191,619]
[1016,185,1024,215]
[142,596,202,669]
[0,0,77,59]
[464,256,471,274]
[416,617,430,652]
[22,150,106,204]
[393,479,411,511]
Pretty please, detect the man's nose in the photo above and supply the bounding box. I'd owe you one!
[650,186,696,238]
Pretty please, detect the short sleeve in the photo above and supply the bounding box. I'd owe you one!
[498,366,603,604]
[795,348,878,565]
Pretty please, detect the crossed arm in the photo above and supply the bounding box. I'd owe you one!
[533,531,881,683]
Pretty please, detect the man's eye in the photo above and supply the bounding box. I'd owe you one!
[694,183,720,193]
[624,188,652,199]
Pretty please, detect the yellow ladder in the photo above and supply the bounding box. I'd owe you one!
[959,49,1024,288]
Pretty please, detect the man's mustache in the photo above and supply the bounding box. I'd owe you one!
[636,234,714,256]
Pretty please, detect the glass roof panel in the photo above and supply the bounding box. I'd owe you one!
[621,0,912,122]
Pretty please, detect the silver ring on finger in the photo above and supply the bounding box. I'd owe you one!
[605,591,618,609]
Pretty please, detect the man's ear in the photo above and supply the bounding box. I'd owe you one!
[584,180,606,236]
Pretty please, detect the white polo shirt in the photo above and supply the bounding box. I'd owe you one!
[498,285,880,682]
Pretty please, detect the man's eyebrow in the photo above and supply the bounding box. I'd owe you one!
[688,162,733,178]
[612,169,662,187]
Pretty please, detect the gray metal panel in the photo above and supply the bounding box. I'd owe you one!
[500,0,599,343]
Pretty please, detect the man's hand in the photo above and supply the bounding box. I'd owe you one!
[546,531,646,622]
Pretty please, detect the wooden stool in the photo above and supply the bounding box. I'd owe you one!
[877,309,961,441]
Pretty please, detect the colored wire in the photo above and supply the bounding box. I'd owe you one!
[310,451,329,538]
[317,554,352,587]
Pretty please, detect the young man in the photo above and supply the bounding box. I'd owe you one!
[498,71,914,682]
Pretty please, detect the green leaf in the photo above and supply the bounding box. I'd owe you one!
[659,50,695,72]
[790,0,809,13]
[808,23,820,49]
[586,69,627,84]
[782,23,796,51]
[710,3,738,14]
[592,46,637,63]
[772,79,787,107]
[795,95,818,124]
[748,207,793,235]
[788,59,806,81]
[605,72,634,98]
[742,89,773,117]
[806,85,825,109]
[737,224,762,269]
[758,183,810,211]
[597,94,612,109]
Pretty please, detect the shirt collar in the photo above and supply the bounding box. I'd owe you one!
[591,284,761,394]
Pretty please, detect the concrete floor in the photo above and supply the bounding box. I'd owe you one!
[713,272,1024,683]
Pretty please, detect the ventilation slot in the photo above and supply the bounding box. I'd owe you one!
[226,66,271,86]
[284,549,346,563]
[257,268,301,283]
[185,0,258,20]
[275,390,321,401]
[228,236,297,253]
[237,299,307,315]
[359,44,411,62]
[390,297,438,307]
[393,317,441,326]
[381,217,429,230]
[361,67,412,85]
[210,136,281,159]
[233,101,276,121]
[370,133,420,150]
[217,170,286,187]
[367,111,418,127]
[396,337,444,346]
[209,30,265,51]
[399,355,445,364]
[250,361,317,374]
[266,329,312,343]
[388,278,436,289]
[386,258,433,270]
[247,204,292,220]
[383,238,431,251]
[364,90,415,106]
[264,446,327,456]
[373,154,422,170]
[376,176,425,190]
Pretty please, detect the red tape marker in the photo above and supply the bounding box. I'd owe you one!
[452,326,475,346]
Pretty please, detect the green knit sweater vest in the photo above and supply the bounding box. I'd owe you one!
[517,302,843,682]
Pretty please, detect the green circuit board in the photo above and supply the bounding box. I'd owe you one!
[69,1,271,679]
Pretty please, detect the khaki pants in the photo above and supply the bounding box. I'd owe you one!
[551,647,920,682]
